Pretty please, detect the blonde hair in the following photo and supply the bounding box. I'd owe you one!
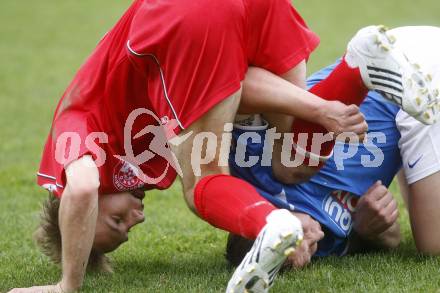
[34,194,113,273]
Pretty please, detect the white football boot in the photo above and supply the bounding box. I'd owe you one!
[226,209,303,293]
[345,25,440,125]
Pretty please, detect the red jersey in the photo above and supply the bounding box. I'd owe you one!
[38,0,319,197]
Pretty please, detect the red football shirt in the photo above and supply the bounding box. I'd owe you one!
[38,0,319,197]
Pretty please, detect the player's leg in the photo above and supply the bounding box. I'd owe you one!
[130,1,307,290]
[397,109,440,254]
[394,26,440,254]
[397,113,440,254]
[405,172,440,254]
[397,169,410,207]
[398,158,440,254]
[170,89,303,292]
[272,25,437,185]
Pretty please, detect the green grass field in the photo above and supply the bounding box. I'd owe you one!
[1,0,440,292]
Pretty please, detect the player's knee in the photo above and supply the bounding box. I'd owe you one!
[416,246,440,256]
[183,190,197,213]
[415,238,440,256]
[181,166,230,213]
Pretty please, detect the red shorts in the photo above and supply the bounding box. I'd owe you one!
[38,0,319,196]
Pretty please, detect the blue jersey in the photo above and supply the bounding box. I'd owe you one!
[230,62,402,256]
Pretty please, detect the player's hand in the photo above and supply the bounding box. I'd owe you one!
[353,181,399,240]
[319,101,368,141]
[285,212,324,269]
[8,283,64,293]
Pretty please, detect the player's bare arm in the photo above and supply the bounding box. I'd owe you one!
[240,61,368,186]
[9,155,100,293]
[241,65,368,136]
[58,156,100,292]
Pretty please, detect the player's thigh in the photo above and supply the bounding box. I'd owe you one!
[408,171,440,254]
[397,169,410,208]
[397,110,440,253]
[170,88,242,210]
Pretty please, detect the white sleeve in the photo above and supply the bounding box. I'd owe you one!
[396,110,440,184]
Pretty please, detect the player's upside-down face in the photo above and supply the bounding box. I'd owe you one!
[93,190,146,253]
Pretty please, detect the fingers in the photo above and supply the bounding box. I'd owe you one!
[309,241,318,256]
[285,213,323,269]
[355,182,399,237]
[346,116,368,134]
[333,112,368,141]
[353,120,369,135]
[286,238,319,269]
[365,184,394,217]
[289,242,312,269]
[306,226,322,256]
[368,189,398,234]
[342,105,368,136]
[346,104,361,116]
[376,189,394,210]
[363,181,388,202]
[296,213,324,241]
[346,111,365,125]
[303,218,324,256]
[365,180,382,194]
[389,207,399,224]
[382,197,399,223]
[308,221,325,242]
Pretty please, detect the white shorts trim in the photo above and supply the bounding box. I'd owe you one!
[37,172,64,189]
